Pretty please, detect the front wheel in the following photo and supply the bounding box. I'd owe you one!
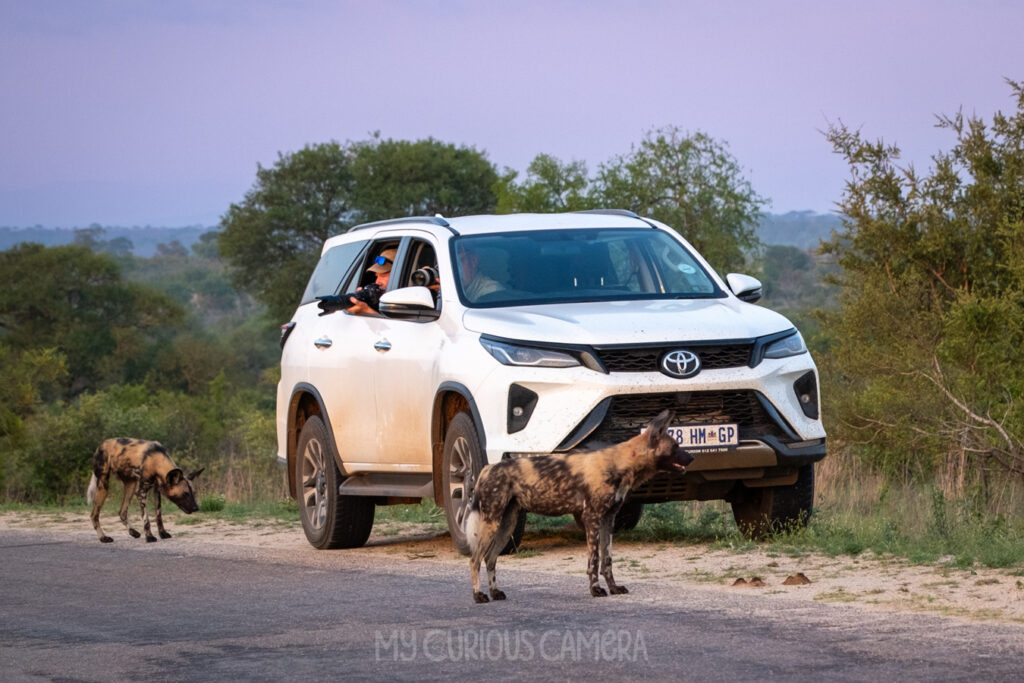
[295,415,374,549]
[573,499,644,532]
[442,412,524,555]
[614,499,645,532]
[730,464,814,540]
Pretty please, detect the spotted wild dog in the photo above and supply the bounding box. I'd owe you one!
[465,410,693,602]
[87,438,203,543]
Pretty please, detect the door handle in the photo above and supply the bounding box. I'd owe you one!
[373,340,392,353]
[314,337,333,349]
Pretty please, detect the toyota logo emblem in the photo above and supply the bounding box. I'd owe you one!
[660,349,701,378]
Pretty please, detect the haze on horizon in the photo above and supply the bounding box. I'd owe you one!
[1,0,1021,228]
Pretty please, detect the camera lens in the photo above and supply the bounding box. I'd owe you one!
[411,267,438,287]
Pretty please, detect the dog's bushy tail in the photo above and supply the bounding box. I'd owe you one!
[464,494,481,554]
[86,473,97,505]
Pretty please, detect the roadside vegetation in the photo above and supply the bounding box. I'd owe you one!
[2,83,1023,569]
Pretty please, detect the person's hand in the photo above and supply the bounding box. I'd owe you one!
[344,297,375,315]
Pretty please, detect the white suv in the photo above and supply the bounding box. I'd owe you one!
[276,210,826,550]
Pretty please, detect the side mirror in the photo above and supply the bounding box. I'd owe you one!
[378,286,440,321]
[725,273,763,303]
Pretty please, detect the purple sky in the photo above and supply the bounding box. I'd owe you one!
[1,0,1021,227]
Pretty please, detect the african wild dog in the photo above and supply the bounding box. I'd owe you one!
[465,410,693,603]
[87,438,203,543]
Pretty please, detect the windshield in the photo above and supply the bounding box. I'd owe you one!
[452,228,723,307]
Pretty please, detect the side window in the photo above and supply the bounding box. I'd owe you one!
[299,240,368,304]
[400,240,438,287]
[342,240,401,295]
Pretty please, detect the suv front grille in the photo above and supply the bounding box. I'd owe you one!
[595,344,752,372]
[586,390,788,444]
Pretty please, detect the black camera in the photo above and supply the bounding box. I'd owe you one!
[316,283,384,316]
[410,266,439,287]
[351,283,384,309]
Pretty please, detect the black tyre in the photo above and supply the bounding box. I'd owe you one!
[730,464,814,540]
[442,412,525,555]
[295,415,374,549]
[614,499,645,532]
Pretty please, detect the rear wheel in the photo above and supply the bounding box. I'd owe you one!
[442,412,525,555]
[730,464,814,540]
[295,416,374,549]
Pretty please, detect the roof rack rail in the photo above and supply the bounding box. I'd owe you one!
[574,208,657,228]
[349,215,452,232]
[574,208,641,219]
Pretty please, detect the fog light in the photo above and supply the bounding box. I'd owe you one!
[508,384,538,434]
[793,371,819,420]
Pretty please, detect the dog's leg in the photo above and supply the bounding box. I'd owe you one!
[484,545,505,602]
[136,481,158,542]
[483,503,519,601]
[89,474,114,543]
[470,522,495,604]
[582,512,607,597]
[118,478,141,539]
[599,514,628,595]
[155,488,172,539]
[470,548,488,603]
[467,506,490,603]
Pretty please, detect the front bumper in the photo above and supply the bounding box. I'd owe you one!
[467,348,826,467]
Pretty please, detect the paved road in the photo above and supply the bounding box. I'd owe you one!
[2,528,1022,682]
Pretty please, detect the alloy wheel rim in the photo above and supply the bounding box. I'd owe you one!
[448,436,474,529]
[301,438,328,531]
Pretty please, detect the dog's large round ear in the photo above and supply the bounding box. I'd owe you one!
[166,468,184,486]
[647,409,672,443]
[188,467,205,481]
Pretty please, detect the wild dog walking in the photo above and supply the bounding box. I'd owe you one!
[465,410,694,602]
[87,438,203,543]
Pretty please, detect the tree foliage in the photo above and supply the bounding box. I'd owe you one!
[218,136,498,321]
[0,243,184,394]
[821,80,1024,485]
[0,238,284,503]
[350,135,498,222]
[218,142,358,323]
[494,128,766,273]
[593,127,767,272]
[494,154,594,213]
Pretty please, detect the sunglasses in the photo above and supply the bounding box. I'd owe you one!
[373,255,393,266]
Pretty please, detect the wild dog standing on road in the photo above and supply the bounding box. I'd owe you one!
[87,438,203,543]
[465,410,694,602]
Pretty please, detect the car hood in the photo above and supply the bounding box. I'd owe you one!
[462,298,794,345]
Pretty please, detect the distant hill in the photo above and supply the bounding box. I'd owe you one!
[757,211,842,250]
[0,225,211,257]
[2,211,842,257]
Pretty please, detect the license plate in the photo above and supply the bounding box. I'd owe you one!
[667,423,739,449]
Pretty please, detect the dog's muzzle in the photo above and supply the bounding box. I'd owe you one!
[674,448,695,471]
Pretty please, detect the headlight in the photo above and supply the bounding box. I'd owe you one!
[479,338,581,368]
[763,331,808,359]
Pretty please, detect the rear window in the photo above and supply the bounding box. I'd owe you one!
[451,228,722,307]
[300,240,368,304]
